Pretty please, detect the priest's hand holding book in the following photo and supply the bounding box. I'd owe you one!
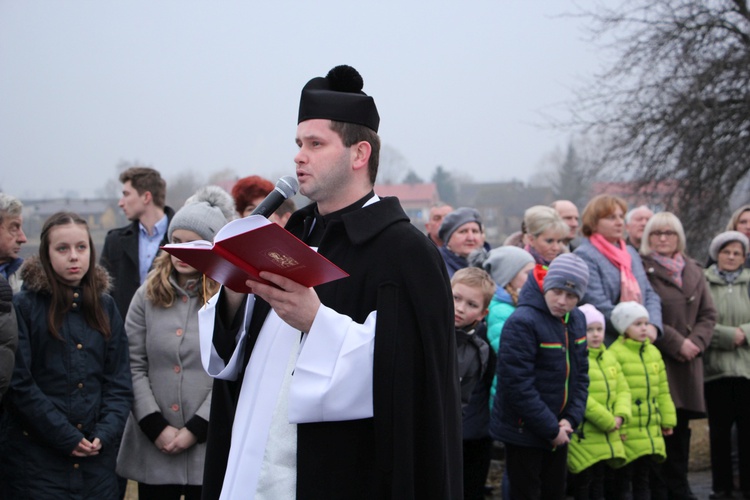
[245,271,321,333]
[162,215,347,331]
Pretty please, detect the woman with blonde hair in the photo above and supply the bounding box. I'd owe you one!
[640,211,716,499]
[116,187,232,500]
[573,194,662,346]
[523,205,569,266]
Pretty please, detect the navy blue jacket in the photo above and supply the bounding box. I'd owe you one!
[1,257,133,499]
[490,272,589,449]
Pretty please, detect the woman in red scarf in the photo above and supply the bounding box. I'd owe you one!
[640,211,716,499]
[573,194,663,346]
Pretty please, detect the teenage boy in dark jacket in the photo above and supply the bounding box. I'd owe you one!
[490,253,590,499]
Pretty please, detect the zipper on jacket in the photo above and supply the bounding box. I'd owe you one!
[597,353,615,457]
[639,343,656,454]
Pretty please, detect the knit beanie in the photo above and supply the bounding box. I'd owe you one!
[168,186,233,242]
[543,253,590,299]
[438,207,483,246]
[578,304,605,328]
[469,246,534,288]
[611,301,649,335]
[709,230,749,261]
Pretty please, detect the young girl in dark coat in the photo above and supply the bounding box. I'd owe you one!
[1,212,133,499]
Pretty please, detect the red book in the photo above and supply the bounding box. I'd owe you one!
[161,215,348,293]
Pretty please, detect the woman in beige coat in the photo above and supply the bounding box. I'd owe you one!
[640,212,716,499]
[117,187,232,500]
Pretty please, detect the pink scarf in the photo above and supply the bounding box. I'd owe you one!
[649,252,685,287]
[589,233,643,304]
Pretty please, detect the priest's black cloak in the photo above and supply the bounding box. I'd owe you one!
[202,196,463,499]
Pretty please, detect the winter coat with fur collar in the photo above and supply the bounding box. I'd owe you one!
[1,256,133,499]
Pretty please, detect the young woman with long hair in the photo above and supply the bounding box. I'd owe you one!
[1,211,133,498]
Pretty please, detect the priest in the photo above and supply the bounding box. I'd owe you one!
[199,65,462,499]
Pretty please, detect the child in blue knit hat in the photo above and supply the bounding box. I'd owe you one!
[490,253,590,499]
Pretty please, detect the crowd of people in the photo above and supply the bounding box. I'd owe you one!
[0,63,748,500]
[435,196,750,499]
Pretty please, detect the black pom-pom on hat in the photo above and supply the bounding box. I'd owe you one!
[298,64,380,132]
[325,65,364,93]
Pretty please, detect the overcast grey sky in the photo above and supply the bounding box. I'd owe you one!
[0,1,606,199]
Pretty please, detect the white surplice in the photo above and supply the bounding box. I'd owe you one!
[199,292,377,499]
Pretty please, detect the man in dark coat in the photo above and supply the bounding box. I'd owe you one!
[100,167,174,317]
[199,65,462,499]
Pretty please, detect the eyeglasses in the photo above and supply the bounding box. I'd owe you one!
[650,230,678,238]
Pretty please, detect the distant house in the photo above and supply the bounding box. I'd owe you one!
[22,198,122,238]
[458,181,555,246]
[374,182,440,227]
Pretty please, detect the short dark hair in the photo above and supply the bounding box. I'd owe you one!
[328,121,380,185]
[120,167,166,208]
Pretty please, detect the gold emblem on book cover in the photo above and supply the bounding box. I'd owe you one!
[265,250,299,269]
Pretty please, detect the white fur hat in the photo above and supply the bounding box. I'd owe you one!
[611,301,649,335]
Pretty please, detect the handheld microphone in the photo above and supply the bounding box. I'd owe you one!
[250,175,299,217]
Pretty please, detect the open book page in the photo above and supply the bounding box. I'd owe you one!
[213,215,272,241]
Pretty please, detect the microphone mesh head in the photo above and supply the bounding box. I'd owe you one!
[277,176,299,199]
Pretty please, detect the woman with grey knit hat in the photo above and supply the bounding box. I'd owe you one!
[117,186,233,499]
[438,207,489,277]
[703,230,750,499]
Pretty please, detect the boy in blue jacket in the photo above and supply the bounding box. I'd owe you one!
[490,253,590,499]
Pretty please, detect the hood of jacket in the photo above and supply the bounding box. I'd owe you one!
[19,255,112,295]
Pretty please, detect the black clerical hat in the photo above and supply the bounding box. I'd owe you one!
[298,65,380,132]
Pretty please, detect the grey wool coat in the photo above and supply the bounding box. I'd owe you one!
[116,276,212,485]
[575,238,663,345]
[642,254,716,413]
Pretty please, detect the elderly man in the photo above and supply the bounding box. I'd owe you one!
[199,65,461,499]
[425,202,453,246]
[625,205,654,250]
[552,200,581,251]
[0,194,27,293]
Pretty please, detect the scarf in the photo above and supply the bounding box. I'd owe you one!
[525,244,550,266]
[589,233,643,304]
[649,252,686,287]
[713,264,743,284]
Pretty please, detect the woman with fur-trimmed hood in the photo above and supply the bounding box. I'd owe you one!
[1,212,132,499]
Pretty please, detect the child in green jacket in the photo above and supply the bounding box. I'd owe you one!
[569,304,630,499]
[608,301,676,499]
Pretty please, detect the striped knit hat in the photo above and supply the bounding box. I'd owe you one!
[543,253,589,299]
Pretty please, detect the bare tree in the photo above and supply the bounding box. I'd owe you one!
[166,170,204,209]
[96,159,151,199]
[207,167,238,185]
[378,145,411,184]
[571,0,750,257]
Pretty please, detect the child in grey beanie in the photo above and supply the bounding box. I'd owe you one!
[168,186,234,243]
